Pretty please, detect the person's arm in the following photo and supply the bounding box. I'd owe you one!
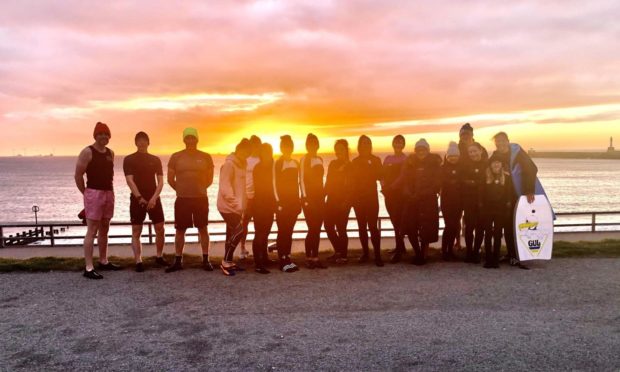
[219,161,236,202]
[167,154,177,191]
[148,158,165,209]
[205,155,214,189]
[272,160,281,210]
[517,147,538,203]
[74,147,92,194]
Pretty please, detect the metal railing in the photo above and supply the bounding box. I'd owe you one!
[1,211,619,248]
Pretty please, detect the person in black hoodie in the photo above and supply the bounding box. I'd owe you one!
[440,141,463,261]
[324,139,352,264]
[401,138,442,265]
[382,135,409,263]
[252,143,277,274]
[350,135,384,267]
[482,155,514,268]
[273,135,301,273]
[491,131,538,270]
[462,142,486,263]
[301,133,327,269]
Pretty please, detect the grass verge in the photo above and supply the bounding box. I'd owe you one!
[0,240,618,273]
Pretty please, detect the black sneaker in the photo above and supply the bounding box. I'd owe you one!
[358,254,369,263]
[335,257,348,265]
[375,259,385,267]
[203,261,214,271]
[135,262,145,273]
[282,263,296,273]
[255,267,270,274]
[83,269,103,279]
[305,260,316,269]
[155,257,169,267]
[98,262,122,271]
[390,253,402,264]
[231,264,245,272]
[165,262,183,273]
[517,263,530,270]
[483,263,493,269]
[314,260,328,269]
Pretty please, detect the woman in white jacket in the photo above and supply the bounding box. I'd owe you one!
[217,138,251,276]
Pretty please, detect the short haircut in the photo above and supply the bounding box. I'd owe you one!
[493,131,509,141]
[393,134,405,144]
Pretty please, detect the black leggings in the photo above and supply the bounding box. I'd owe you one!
[324,203,350,258]
[441,199,462,257]
[276,208,299,261]
[353,197,381,258]
[220,212,243,262]
[463,199,484,260]
[385,193,406,253]
[484,209,506,266]
[303,201,324,258]
[252,209,274,267]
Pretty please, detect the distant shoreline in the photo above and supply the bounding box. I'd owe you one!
[529,151,620,160]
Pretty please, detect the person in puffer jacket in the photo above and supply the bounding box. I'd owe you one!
[401,138,442,265]
[217,138,251,276]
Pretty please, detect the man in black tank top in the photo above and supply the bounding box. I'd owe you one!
[74,122,120,279]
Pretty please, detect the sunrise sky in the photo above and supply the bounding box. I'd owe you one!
[1,0,619,156]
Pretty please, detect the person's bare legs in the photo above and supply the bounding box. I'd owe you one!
[154,222,165,257]
[84,219,100,271]
[131,224,143,263]
[197,226,210,255]
[97,218,111,264]
[175,228,186,256]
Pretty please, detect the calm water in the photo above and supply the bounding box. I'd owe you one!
[0,156,619,242]
[1,155,619,222]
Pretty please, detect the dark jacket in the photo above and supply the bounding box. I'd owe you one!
[350,155,382,201]
[325,159,352,208]
[253,160,276,213]
[273,157,301,214]
[491,146,538,197]
[440,160,463,206]
[461,158,487,207]
[400,153,442,201]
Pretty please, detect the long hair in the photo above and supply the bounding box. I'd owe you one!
[486,164,506,185]
[334,139,350,161]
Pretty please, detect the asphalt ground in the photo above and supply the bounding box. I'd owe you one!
[0,257,619,371]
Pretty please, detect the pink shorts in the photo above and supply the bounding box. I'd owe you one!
[84,188,115,221]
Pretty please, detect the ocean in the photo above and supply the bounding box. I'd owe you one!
[1,155,619,243]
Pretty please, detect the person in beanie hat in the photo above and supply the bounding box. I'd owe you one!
[123,131,167,272]
[166,127,215,273]
[439,141,463,261]
[75,121,120,279]
[401,138,442,265]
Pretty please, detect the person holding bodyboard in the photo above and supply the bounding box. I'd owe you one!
[491,132,554,268]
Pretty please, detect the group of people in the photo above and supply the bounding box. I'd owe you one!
[75,122,542,279]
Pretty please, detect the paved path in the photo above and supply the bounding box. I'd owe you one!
[1,258,619,371]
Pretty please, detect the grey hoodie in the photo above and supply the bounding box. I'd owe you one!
[217,153,247,215]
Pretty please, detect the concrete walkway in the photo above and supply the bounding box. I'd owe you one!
[0,258,618,371]
[0,231,618,260]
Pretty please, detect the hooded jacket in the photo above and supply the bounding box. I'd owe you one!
[217,153,247,215]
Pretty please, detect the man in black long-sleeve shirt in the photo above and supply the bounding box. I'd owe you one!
[491,131,537,269]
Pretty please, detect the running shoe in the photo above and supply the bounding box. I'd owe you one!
[135,262,145,272]
[165,262,183,273]
[98,262,122,271]
[155,256,169,267]
[203,260,214,271]
[255,267,270,274]
[314,260,328,269]
[83,269,103,280]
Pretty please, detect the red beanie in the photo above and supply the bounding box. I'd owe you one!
[93,122,111,139]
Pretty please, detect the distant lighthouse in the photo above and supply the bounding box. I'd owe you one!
[608,137,615,152]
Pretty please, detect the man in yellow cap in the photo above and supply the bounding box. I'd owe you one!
[166,127,215,272]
